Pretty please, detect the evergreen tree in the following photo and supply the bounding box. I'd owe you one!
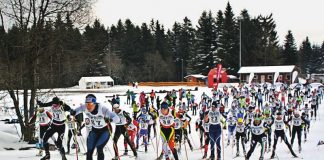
[258,14,281,65]
[299,37,312,74]
[155,20,170,59]
[319,42,324,73]
[180,17,196,76]
[238,9,260,67]
[282,30,298,65]
[82,19,109,76]
[310,44,322,73]
[218,2,239,74]
[194,11,218,75]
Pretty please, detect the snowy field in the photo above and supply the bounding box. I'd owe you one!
[0,85,323,160]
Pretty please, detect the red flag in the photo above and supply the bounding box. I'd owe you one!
[214,64,222,90]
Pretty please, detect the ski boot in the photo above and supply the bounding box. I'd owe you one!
[36,150,43,156]
[40,154,50,160]
[156,153,163,160]
[298,145,302,153]
[112,156,119,160]
[59,148,67,160]
[270,153,275,159]
[123,149,128,155]
[145,145,148,152]
[65,147,70,154]
[259,156,264,160]
[236,152,240,157]
[292,152,298,158]
[209,155,215,160]
[202,152,207,159]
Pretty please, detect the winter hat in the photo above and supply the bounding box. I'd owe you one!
[113,104,120,109]
[161,102,169,109]
[52,97,60,104]
[85,94,96,103]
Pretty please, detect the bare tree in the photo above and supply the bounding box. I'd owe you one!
[0,0,95,142]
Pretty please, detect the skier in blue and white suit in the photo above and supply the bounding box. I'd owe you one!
[72,94,120,160]
[205,101,225,160]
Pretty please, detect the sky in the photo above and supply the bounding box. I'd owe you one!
[94,0,324,47]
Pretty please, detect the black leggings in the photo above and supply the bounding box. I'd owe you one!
[113,125,136,156]
[67,129,77,151]
[246,134,265,159]
[291,126,302,147]
[236,132,246,153]
[43,124,66,155]
[272,130,295,155]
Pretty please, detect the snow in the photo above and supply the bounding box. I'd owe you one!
[238,65,295,74]
[184,74,208,79]
[0,85,323,160]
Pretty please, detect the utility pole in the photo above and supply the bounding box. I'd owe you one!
[239,18,242,69]
[181,58,184,82]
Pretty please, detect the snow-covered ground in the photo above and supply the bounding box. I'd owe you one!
[0,85,323,160]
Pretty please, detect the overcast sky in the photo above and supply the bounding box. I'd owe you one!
[94,0,324,47]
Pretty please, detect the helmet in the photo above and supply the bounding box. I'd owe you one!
[264,109,271,115]
[238,118,243,123]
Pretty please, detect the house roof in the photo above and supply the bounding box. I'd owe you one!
[184,74,207,79]
[80,76,114,82]
[238,65,295,74]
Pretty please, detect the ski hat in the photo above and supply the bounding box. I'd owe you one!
[238,118,243,123]
[85,94,96,103]
[52,97,60,104]
[161,102,169,109]
[113,104,120,109]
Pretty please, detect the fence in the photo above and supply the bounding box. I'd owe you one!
[133,81,206,86]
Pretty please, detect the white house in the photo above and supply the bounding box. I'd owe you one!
[238,65,298,84]
[79,76,114,89]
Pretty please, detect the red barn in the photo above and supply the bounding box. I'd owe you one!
[208,68,228,88]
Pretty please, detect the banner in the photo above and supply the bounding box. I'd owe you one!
[292,71,298,83]
[273,72,279,84]
[248,72,254,84]
[214,64,222,90]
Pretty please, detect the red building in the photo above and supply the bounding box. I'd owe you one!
[208,68,228,88]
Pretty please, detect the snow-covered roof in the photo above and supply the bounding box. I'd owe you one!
[80,76,114,82]
[238,65,295,74]
[184,74,207,79]
[227,75,238,79]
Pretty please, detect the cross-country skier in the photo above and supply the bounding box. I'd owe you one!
[135,108,150,152]
[72,94,120,160]
[28,107,52,157]
[157,102,179,160]
[206,101,225,160]
[202,112,210,159]
[65,115,80,154]
[124,118,138,155]
[270,112,297,159]
[289,110,309,153]
[263,109,274,152]
[112,103,137,159]
[245,117,267,160]
[37,97,73,160]
[235,118,247,157]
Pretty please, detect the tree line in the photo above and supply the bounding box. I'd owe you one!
[1,2,323,89]
[0,1,323,142]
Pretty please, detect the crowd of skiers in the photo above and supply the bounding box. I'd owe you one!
[28,82,323,160]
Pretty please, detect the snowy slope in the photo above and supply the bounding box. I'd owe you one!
[0,85,323,160]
